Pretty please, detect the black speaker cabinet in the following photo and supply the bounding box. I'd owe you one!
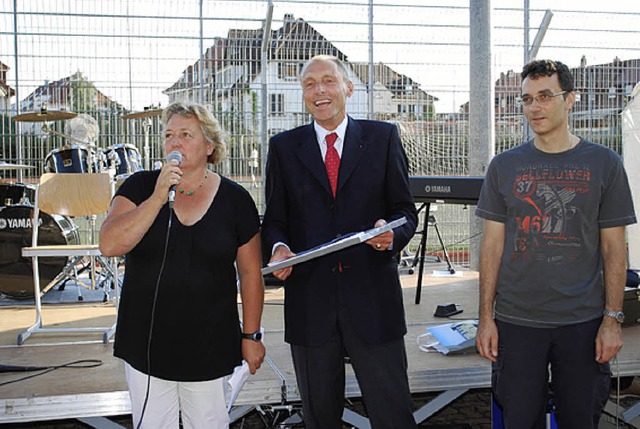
[623,287,640,327]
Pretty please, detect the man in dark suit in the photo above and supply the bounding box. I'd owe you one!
[261,55,418,429]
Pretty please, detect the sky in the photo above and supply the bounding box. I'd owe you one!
[1,0,640,113]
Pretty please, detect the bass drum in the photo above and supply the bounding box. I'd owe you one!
[0,205,80,299]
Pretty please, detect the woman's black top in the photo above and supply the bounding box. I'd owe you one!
[113,170,260,381]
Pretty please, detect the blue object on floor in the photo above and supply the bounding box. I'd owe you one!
[492,395,557,429]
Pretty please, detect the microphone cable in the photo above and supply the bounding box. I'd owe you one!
[0,360,103,387]
[136,206,174,429]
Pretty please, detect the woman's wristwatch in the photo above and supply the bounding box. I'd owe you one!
[241,330,263,341]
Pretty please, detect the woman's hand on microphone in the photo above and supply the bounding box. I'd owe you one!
[153,160,182,204]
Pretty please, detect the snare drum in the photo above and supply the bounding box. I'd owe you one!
[0,183,36,206]
[45,145,93,173]
[0,205,79,299]
[103,144,143,179]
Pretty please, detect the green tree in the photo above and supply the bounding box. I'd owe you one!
[69,71,98,114]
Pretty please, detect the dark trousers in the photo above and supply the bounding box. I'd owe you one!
[291,306,417,429]
[493,318,611,429]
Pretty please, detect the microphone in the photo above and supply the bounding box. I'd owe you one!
[166,151,182,208]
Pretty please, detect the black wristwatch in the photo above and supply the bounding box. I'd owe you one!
[603,309,625,324]
[241,330,263,342]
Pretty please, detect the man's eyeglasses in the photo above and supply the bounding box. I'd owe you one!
[518,91,567,106]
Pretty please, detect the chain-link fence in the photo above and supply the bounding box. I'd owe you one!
[2,0,640,266]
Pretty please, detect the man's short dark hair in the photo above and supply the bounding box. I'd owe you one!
[521,59,574,92]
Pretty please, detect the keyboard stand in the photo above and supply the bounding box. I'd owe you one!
[413,203,455,305]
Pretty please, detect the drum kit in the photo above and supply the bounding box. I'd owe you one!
[0,107,160,298]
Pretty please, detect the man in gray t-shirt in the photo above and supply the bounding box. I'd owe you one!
[475,59,636,428]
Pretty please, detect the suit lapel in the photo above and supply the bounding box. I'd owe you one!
[336,117,366,196]
[293,124,333,197]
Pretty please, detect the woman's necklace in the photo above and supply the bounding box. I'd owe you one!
[179,172,208,196]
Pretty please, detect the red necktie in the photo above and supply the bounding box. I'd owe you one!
[325,132,340,197]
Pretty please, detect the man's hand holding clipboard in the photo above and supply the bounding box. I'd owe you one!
[268,245,296,281]
[365,218,395,252]
[262,217,408,278]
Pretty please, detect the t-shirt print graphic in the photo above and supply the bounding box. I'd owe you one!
[511,162,589,260]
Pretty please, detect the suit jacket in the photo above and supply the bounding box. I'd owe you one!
[261,117,418,346]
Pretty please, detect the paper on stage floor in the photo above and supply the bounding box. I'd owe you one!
[261,216,408,275]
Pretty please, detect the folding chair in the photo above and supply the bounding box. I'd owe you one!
[19,172,119,345]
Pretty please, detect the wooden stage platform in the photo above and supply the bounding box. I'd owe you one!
[1,267,639,427]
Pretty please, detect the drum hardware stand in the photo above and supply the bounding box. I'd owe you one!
[36,260,85,297]
[88,214,98,291]
[19,193,31,205]
[142,118,152,170]
[54,257,117,302]
[123,107,162,171]
[41,123,91,146]
[84,214,114,301]
[45,258,90,300]
[106,150,120,173]
[51,215,114,302]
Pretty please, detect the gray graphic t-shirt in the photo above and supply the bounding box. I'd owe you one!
[476,139,636,328]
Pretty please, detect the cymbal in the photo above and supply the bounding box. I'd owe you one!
[12,110,78,122]
[0,161,35,171]
[122,108,163,119]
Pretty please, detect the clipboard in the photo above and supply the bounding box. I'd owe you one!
[261,217,408,275]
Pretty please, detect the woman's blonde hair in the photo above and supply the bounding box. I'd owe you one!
[162,101,227,165]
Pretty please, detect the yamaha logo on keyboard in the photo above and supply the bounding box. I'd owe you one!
[424,185,452,194]
[410,176,483,204]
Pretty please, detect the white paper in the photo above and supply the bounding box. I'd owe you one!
[226,360,251,411]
